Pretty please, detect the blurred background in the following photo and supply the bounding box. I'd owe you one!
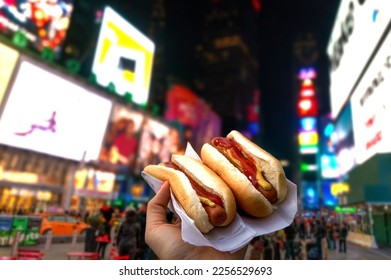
[1,0,391,259]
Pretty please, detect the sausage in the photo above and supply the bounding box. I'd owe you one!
[162,162,227,226]
[212,137,278,203]
[203,204,227,226]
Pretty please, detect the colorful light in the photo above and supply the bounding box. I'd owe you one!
[299,79,315,97]
[299,131,318,146]
[300,162,318,172]
[299,146,319,154]
[298,97,318,116]
[300,117,317,131]
[298,67,317,80]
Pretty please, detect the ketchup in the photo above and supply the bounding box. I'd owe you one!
[212,137,277,203]
[163,162,224,207]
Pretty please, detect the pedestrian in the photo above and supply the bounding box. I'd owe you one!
[338,222,348,253]
[116,208,142,259]
[95,213,111,259]
[326,222,336,250]
[262,237,273,260]
[313,219,326,259]
[136,204,155,259]
[272,232,282,260]
[284,221,297,259]
[249,237,263,260]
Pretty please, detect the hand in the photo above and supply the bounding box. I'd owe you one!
[145,181,248,260]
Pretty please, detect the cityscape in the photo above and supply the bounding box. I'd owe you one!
[0,0,391,262]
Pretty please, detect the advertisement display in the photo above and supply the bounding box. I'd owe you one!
[0,215,13,246]
[73,168,116,200]
[134,117,172,175]
[322,181,338,207]
[0,0,74,53]
[164,84,221,153]
[351,29,391,164]
[92,6,155,106]
[302,181,320,210]
[0,42,19,107]
[165,84,202,128]
[8,216,28,245]
[24,216,41,245]
[334,103,356,176]
[0,59,113,162]
[99,104,144,174]
[327,0,391,118]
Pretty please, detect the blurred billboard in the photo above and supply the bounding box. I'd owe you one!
[0,0,74,53]
[0,42,19,107]
[92,6,155,106]
[0,58,113,162]
[164,84,221,153]
[134,116,172,175]
[98,103,144,175]
[351,28,391,165]
[327,0,391,118]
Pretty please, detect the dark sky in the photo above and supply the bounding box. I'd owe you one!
[256,0,341,161]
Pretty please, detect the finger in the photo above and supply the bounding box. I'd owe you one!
[146,181,171,227]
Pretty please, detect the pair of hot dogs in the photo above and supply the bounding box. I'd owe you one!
[143,130,288,233]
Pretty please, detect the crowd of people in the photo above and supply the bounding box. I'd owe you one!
[90,204,157,260]
[248,216,350,260]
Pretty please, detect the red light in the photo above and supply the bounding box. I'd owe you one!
[300,79,315,97]
[252,0,262,12]
[298,97,318,117]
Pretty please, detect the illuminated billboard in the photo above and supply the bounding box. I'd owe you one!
[327,0,391,118]
[92,6,155,106]
[0,42,19,106]
[351,28,391,164]
[0,0,74,53]
[134,117,172,175]
[0,59,113,162]
[99,104,144,174]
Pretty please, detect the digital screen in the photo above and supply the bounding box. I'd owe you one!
[134,117,172,175]
[0,42,19,106]
[0,59,113,161]
[351,29,391,165]
[327,0,391,118]
[322,181,337,207]
[302,181,319,210]
[92,6,155,106]
[0,0,74,53]
[99,104,144,174]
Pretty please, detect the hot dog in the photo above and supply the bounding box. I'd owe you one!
[143,154,236,233]
[200,130,288,218]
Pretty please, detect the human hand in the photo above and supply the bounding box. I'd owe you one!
[145,181,248,260]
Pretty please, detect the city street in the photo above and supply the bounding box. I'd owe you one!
[326,243,391,260]
[1,239,391,260]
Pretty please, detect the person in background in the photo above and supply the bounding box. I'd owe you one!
[314,219,326,259]
[262,236,273,260]
[284,221,297,260]
[96,213,111,259]
[109,119,139,170]
[326,221,337,250]
[338,222,348,253]
[136,204,155,259]
[116,208,142,259]
[272,232,282,260]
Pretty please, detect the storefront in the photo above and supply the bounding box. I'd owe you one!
[70,168,117,215]
[346,153,391,247]
[0,184,61,215]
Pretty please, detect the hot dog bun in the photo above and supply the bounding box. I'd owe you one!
[143,155,236,233]
[201,130,288,218]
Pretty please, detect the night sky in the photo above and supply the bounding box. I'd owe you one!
[256,0,341,161]
[161,0,341,163]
